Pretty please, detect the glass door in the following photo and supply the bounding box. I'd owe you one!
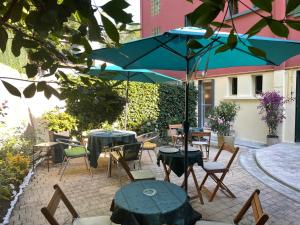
[198,80,214,128]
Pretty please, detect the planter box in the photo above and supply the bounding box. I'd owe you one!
[218,135,235,147]
[266,136,279,146]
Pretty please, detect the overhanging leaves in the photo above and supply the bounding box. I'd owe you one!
[246,18,268,37]
[248,46,267,58]
[187,3,221,27]
[251,0,273,13]
[25,64,38,78]
[187,39,203,49]
[1,80,21,97]
[101,14,120,43]
[267,19,289,37]
[286,0,300,14]
[0,27,8,52]
[23,83,36,98]
[286,20,300,31]
[101,0,133,24]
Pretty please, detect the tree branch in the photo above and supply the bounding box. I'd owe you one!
[0,0,18,25]
[0,77,58,84]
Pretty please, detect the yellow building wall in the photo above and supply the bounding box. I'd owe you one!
[211,69,297,144]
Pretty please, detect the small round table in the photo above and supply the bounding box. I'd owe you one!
[111,180,201,225]
[87,130,136,168]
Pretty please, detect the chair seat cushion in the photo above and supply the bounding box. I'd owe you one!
[143,141,157,149]
[195,220,232,225]
[73,216,113,225]
[65,147,88,158]
[192,141,208,145]
[203,162,226,172]
[131,169,156,180]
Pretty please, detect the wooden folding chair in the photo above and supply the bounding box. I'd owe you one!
[196,189,269,225]
[191,131,211,159]
[137,131,159,163]
[199,143,239,202]
[111,147,155,182]
[41,184,114,225]
[168,124,183,146]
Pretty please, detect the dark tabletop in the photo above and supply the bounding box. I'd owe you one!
[111,180,201,225]
[157,146,203,177]
[87,130,136,168]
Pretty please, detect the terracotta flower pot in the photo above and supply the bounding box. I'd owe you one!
[218,135,235,147]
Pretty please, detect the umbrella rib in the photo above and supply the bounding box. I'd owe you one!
[123,35,178,68]
[153,36,187,59]
[188,37,222,60]
[214,39,278,65]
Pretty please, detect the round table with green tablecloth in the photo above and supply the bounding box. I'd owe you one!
[111,180,201,225]
[87,130,136,168]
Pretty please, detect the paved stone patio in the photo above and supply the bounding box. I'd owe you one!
[8,146,300,225]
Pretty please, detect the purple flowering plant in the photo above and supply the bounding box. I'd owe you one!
[208,101,239,136]
[257,91,286,137]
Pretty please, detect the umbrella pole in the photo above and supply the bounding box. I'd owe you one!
[183,59,190,192]
[125,76,129,130]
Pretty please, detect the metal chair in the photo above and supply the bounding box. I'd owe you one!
[196,189,269,225]
[168,124,183,146]
[199,143,239,202]
[110,145,155,182]
[191,131,211,159]
[41,184,114,225]
[57,138,92,181]
[137,131,159,163]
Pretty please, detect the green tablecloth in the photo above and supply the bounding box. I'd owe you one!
[111,180,201,225]
[157,147,203,177]
[87,130,136,168]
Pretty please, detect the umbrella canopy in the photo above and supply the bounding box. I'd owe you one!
[91,27,300,71]
[90,27,300,191]
[88,65,180,84]
[88,65,180,129]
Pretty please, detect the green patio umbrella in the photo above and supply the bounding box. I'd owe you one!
[88,65,181,129]
[90,26,300,191]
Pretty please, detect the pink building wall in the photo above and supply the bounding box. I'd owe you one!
[141,0,300,79]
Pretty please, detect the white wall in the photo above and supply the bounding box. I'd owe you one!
[0,63,65,142]
[208,69,297,144]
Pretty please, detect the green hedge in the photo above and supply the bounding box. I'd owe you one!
[117,82,198,135]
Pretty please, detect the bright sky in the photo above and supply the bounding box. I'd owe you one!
[94,0,140,23]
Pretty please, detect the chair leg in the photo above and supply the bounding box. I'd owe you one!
[107,153,112,178]
[58,156,67,175]
[84,157,93,178]
[147,150,153,162]
[59,158,70,181]
[199,173,209,191]
[190,167,204,204]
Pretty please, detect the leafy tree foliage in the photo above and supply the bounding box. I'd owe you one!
[59,74,126,136]
[0,0,133,98]
[1,0,300,99]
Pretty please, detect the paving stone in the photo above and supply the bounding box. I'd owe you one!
[6,147,300,225]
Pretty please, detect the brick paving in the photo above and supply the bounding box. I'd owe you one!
[8,146,300,225]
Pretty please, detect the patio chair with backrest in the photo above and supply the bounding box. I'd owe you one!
[41,184,115,225]
[168,124,183,146]
[191,131,211,160]
[136,131,159,164]
[56,138,92,181]
[110,145,156,182]
[196,189,269,225]
[199,143,239,202]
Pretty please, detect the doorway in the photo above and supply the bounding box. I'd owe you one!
[295,71,300,142]
[198,80,214,128]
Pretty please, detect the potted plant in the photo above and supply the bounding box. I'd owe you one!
[208,101,240,147]
[257,91,286,145]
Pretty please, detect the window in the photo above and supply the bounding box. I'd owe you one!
[151,27,160,36]
[230,77,238,95]
[198,80,214,128]
[151,0,160,16]
[228,0,239,15]
[254,75,263,94]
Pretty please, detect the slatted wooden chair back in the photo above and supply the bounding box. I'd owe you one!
[214,143,239,170]
[168,124,182,136]
[41,185,79,225]
[191,132,211,142]
[234,189,269,225]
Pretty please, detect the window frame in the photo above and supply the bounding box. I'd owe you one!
[229,77,238,95]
